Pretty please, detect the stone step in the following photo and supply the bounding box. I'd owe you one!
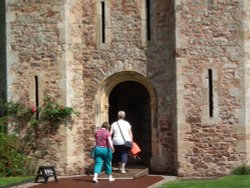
[99,164,149,179]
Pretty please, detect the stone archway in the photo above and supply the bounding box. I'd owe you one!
[95,71,157,167]
[109,80,151,165]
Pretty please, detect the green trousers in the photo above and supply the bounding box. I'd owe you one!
[93,146,113,175]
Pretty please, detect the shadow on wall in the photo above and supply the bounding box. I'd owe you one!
[144,0,177,175]
[0,0,7,116]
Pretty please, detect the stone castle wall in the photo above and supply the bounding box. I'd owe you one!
[6,0,69,174]
[66,0,176,174]
[5,0,177,175]
[242,0,250,167]
[4,0,250,177]
[176,0,247,176]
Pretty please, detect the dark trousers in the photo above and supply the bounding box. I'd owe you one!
[114,145,130,163]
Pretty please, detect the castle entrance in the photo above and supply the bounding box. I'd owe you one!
[95,71,156,169]
[108,81,151,166]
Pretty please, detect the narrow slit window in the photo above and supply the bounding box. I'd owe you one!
[101,1,106,43]
[208,69,213,117]
[35,76,39,119]
[146,0,151,41]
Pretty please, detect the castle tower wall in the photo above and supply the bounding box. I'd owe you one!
[176,0,246,176]
[6,0,69,174]
[4,0,250,177]
[242,0,250,166]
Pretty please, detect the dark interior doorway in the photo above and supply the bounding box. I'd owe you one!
[109,81,151,165]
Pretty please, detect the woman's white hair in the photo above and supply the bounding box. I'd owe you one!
[118,111,126,119]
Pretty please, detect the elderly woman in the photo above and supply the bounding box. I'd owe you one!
[110,111,133,174]
[93,122,115,183]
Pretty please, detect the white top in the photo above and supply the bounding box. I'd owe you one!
[111,119,132,145]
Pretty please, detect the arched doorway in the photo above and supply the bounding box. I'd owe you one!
[109,81,151,165]
[95,71,157,168]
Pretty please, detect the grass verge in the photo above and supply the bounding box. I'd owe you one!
[0,176,34,187]
[158,175,250,188]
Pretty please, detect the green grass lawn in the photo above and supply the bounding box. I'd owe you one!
[159,175,250,188]
[0,176,34,187]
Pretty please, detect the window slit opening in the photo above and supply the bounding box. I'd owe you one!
[146,0,151,41]
[101,1,105,43]
[208,69,213,117]
[35,76,39,119]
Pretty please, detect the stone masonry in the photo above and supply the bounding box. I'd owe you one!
[176,0,249,176]
[2,0,250,177]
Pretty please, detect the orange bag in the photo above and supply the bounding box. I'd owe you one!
[130,142,141,155]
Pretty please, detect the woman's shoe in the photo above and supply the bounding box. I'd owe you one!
[93,173,98,183]
[120,169,126,174]
[118,162,122,171]
[109,177,115,181]
[92,178,98,183]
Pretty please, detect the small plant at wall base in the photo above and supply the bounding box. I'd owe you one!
[231,164,250,175]
[0,133,36,177]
